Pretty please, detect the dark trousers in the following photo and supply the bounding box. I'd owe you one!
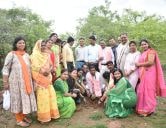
[67,62,74,72]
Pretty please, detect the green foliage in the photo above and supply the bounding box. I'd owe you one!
[76,0,166,64]
[59,32,75,41]
[0,7,53,70]
[0,8,53,55]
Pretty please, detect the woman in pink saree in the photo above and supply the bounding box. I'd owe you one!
[136,39,166,117]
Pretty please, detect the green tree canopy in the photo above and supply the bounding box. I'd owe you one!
[76,0,166,64]
[0,7,53,55]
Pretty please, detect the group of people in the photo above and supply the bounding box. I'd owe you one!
[2,32,166,127]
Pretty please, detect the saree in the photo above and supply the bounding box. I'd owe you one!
[136,49,166,115]
[53,78,76,118]
[105,77,137,118]
[124,51,140,89]
[51,44,61,77]
[49,51,57,83]
[31,40,59,122]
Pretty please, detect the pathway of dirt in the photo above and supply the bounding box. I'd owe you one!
[0,98,157,128]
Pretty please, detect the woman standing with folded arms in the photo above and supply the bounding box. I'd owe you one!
[30,40,59,123]
[2,36,37,127]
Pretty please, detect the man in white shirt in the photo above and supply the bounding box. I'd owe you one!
[116,33,130,73]
[85,35,102,71]
[75,38,86,69]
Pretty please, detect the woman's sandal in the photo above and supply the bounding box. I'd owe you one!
[139,112,154,117]
[23,117,32,124]
[17,121,30,127]
[138,113,148,117]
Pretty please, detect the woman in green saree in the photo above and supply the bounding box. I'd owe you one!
[105,69,137,118]
[53,69,76,118]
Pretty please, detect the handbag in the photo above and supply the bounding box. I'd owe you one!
[3,90,10,110]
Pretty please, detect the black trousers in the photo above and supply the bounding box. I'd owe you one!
[67,62,74,72]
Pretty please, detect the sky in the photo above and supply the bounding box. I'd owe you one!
[0,0,166,34]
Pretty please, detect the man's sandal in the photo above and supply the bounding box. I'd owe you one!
[17,121,30,127]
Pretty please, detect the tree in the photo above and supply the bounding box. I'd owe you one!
[0,8,53,54]
[76,0,120,41]
[76,0,166,63]
[0,8,53,70]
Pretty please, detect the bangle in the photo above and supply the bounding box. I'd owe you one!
[3,81,8,83]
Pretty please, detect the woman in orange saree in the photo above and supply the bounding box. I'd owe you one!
[136,39,166,117]
[30,40,59,123]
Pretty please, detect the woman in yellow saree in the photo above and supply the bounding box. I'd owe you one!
[30,40,59,123]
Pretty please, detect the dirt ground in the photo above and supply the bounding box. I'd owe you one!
[0,97,166,128]
[0,69,166,128]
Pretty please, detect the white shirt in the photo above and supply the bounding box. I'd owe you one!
[85,44,101,63]
[75,45,86,61]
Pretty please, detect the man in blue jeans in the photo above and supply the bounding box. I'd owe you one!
[75,37,86,69]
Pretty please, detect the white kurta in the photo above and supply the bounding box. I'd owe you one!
[116,42,130,73]
[86,71,102,97]
[2,52,37,114]
[124,51,140,89]
[99,47,114,88]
